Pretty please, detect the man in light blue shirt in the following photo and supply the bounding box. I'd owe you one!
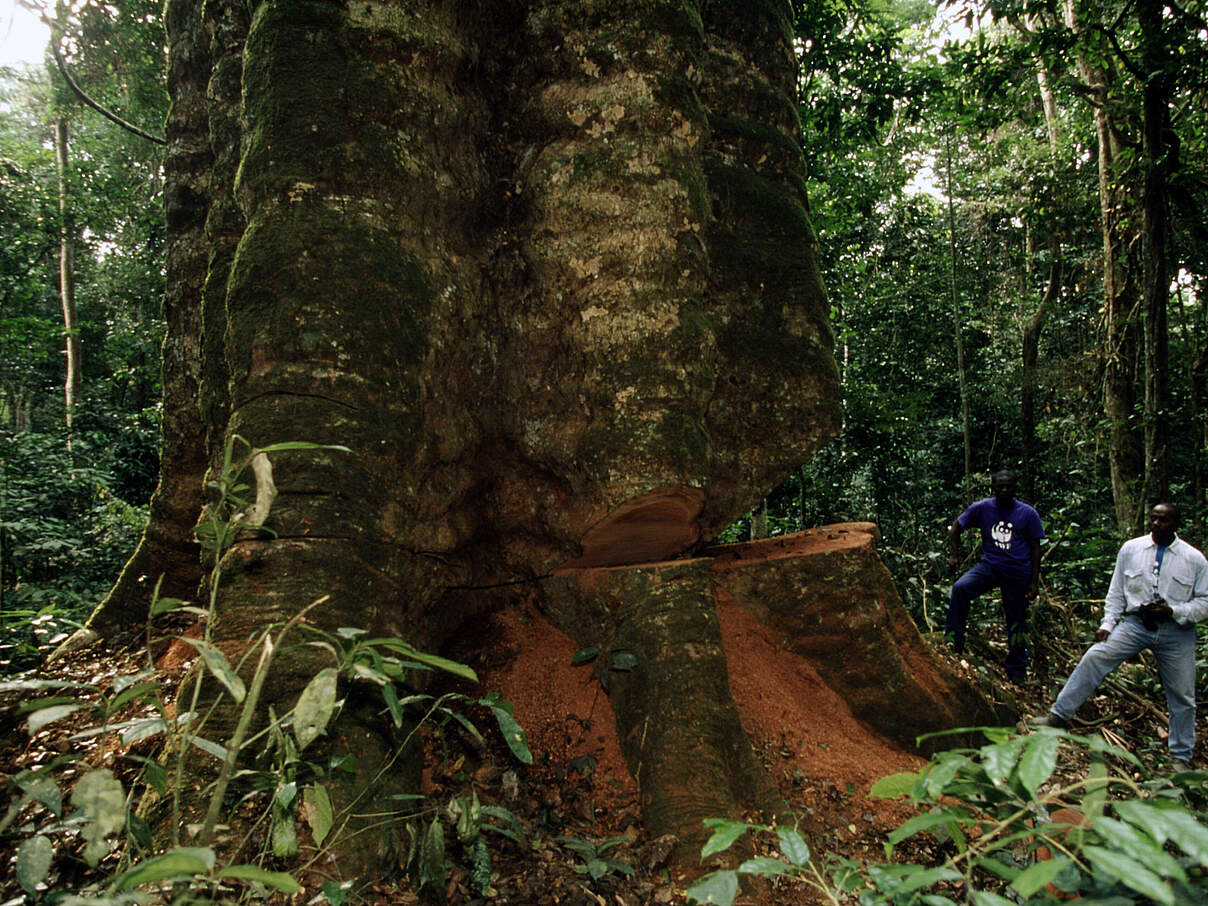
[1029,503,1208,770]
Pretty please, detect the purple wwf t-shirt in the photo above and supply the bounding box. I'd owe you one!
[957,498,1045,575]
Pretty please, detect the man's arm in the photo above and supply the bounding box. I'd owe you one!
[1099,543,1130,639]
[1027,538,1041,600]
[948,519,965,576]
[1169,554,1208,625]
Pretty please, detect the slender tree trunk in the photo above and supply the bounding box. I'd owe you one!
[53,116,80,432]
[749,498,769,540]
[1066,0,1144,535]
[945,133,972,500]
[1138,0,1171,507]
[1020,44,1064,497]
[1022,245,1063,494]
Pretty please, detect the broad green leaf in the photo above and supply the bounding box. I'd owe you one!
[869,771,921,798]
[1017,732,1059,796]
[1081,757,1109,818]
[922,753,969,796]
[303,783,334,846]
[18,695,79,714]
[179,638,246,703]
[114,848,215,889]
[255,441,352,454]
[981,737,1025,785]
[1114,800,1208,864]
[737,856,790,877]
[555,835,595,856]
[294,667,338,750]
[107,680,160,713]
[418,816,446,892]
[490,705,533,764]
[446,708,485,745]
[1082,845,1173,905]
[120,716,170,745]
[381,681,403,728]
[888,810,961,845]
[895,865,963,894]
[0,679,87,693]
[685,870,739,905]
[1010,856,1069,898]
[571,646,599,664]
[27,702,85,734]
[275,781,298,810]
[701,820,750,859]
[129,813,153,850]
[586,857,609,880]
[362,639,477,681]
[218,864,304,893]
[15,770,62,816]
[150,596,189,616]
[73,769,126,839]
[272,806,299,857]
[970,891,1016,906]
[16,835,53,894]
[975,856,1019,881]
[611,651,639,671]
[321,879,353,906]
[185,733,228,760]
[352,663,391,685]
[1090,816,1183,880]
[776,826,810,866]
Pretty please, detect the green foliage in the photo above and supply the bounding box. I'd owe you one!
[688,727,1208,905]
[2,438,532,902]
[1,426,152,667]
[555,834,635,884]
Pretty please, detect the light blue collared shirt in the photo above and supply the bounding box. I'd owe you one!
[1102,534,1208,631]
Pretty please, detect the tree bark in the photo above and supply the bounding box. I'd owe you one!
[81,0,218,637]
[945,133,972,500]
[1138,0,1172,508]
[1065,0,1144,535]
[1020,32,1064,498]
[1021,245,1062,494]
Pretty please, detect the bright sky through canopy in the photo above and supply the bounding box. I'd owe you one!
[0,0,49,68]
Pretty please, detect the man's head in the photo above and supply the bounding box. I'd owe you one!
[991,470,1018,506]
[1149,503,1182,546]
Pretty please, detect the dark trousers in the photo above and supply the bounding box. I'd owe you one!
[946,560,1030,677]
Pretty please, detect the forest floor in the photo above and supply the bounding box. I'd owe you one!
[1,590,1201,905]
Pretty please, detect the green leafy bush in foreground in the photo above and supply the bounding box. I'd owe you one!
[687,726,1208,905]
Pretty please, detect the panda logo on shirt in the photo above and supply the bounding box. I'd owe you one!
[992,521,1014,551]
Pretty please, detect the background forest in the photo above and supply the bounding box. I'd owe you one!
[1,0,1206,660]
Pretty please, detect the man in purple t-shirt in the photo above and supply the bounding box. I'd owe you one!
[946,470,1045,680]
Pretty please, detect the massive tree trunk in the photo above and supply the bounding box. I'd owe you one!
[91,0,1004,875]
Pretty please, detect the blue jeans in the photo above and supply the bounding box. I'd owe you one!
[947,560,1030,677]
[1051,614,1197,761]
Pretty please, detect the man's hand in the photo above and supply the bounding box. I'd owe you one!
[1146,601,1174,621]
[1026,581,1039,602]
[1094,628,1110,642]
[948,554,960,576]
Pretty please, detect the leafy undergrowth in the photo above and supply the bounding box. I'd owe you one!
[3,599,1207,906]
